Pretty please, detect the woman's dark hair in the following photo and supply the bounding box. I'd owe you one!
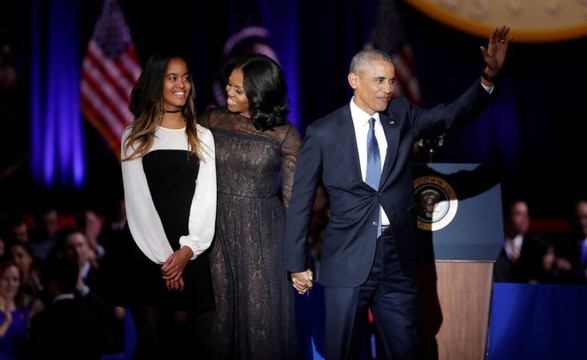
[129,50,197,120]
[223,53,289,131]
[124,51,203,160]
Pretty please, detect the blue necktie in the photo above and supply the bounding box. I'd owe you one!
[365,117,381,237]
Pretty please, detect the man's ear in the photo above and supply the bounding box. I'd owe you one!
[348,73,358,89]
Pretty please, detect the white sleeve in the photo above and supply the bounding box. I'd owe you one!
[121,128,174,264]
[179,125,217,260]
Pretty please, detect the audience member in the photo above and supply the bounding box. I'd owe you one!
[25,257,110,360]
[198,52,301,359]
[108,198,127,234]
[0,236,5,259]
[515,237,559,283]
[75,208,107,260]
[555,198,587,284]
[494,199,543,282]
[6,241,43,308]
[51,227,102,298]
[3,214,29,244]
[0,260,36,360]
[101,198,127,251]
[28,205,60,261]
[50,226,124,354]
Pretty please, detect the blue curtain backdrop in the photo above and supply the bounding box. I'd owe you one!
[2,0,587,220]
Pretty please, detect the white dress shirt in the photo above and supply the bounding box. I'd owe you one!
[350,98,390,226]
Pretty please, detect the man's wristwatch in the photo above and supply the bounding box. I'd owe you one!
[481,69,496,82]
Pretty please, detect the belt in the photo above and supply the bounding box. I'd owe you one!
[380,224,391,235]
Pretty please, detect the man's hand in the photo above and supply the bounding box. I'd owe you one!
[480,25,512,79]
[291,269,314,295]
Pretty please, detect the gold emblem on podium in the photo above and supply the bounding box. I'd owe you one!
[414,175,458,231]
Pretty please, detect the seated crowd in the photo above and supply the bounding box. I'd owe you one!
[0,195,585,359]
[493,198,587,284]
[0,202,126,359]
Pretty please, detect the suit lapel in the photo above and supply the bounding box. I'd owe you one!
[336,107,364,185]
[380,111,399,185]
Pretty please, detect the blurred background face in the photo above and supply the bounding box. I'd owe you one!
[65,232,92,265]
[575,200,587,237]
[509,200,530,236]
[42,209,59,236]
[10,222,29,242]
[0,264,21,300]
[9,244,32,275]
[83,210,103,240]
[542,246,556,272]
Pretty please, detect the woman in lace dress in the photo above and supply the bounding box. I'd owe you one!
[199,53,301,359]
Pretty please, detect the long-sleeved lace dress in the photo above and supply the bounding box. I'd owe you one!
[199,107,301,359]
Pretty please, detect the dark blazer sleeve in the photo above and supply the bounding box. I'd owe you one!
[284,124,323,273]
[389,80,496,139]
[379,80,497,276]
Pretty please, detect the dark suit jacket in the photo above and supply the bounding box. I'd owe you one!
[555,234,587,284]
[25,297,110,360]
[285,81,494,287]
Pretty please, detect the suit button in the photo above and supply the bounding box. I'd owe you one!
[372,222,377,226]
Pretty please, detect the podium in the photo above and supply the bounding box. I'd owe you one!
[413,163,503,360]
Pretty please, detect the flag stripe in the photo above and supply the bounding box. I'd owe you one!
[370,0,421,106]
[81,60,131,124]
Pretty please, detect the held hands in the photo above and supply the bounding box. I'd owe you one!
[161,246,192,291]
[291,268,313,295]
[480,25,512,80]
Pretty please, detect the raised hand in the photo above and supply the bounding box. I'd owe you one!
[480,25,512,78]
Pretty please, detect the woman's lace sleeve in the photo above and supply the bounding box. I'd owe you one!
[281,123,302,208]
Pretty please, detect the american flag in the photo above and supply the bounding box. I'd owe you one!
[80,0,141,161]
[370,0,421,105]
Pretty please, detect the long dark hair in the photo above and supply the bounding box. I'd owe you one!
[124,51,202,160]
[223,53,290,131]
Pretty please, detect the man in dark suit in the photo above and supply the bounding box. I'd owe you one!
[25,257,111,360]
[285,25,512,359]
[556,198,587,284]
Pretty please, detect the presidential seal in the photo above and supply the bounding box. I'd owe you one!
[413,175,458,231]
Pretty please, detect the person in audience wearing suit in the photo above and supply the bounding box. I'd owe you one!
[514,236,559,283]
[555,197,587,284]
[493,199,541,282]
[51,226,124,354]
[25,257,110,360]
[285,26,512,359]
